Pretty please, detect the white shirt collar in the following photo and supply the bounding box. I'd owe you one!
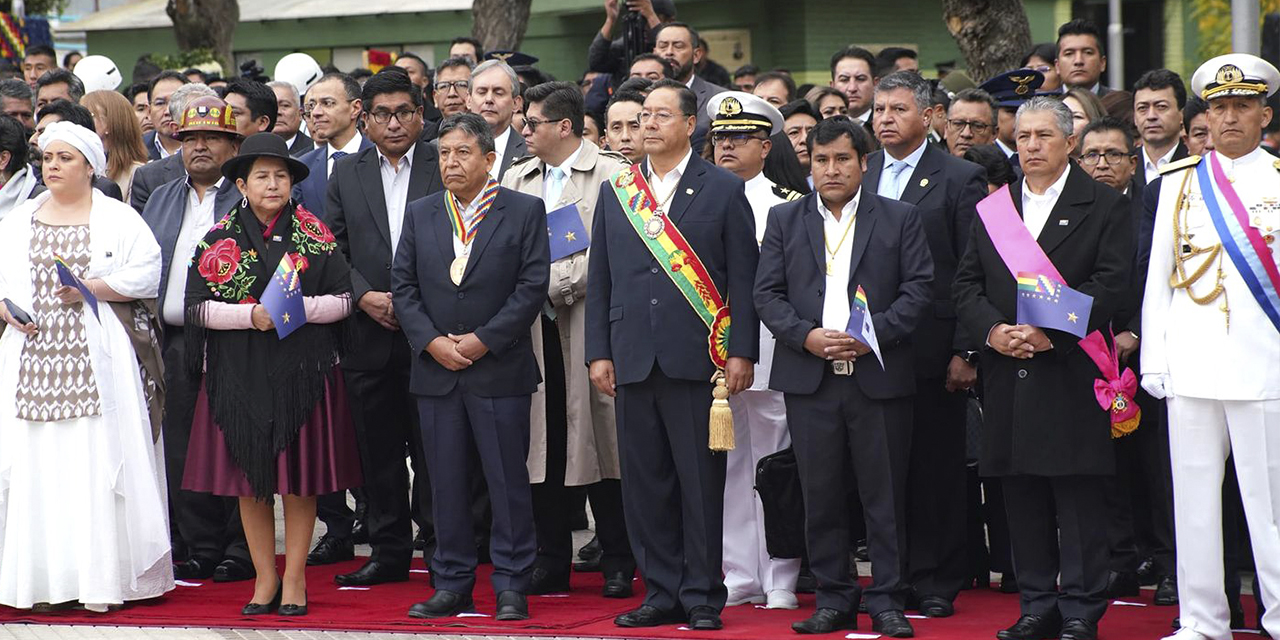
[285,134,297,149]
[1214,146,1269,172]
[1143,143,1178,177]
[649,148,693,184]
[744,171,771,193]
[850,108,870,125]
[996,138,1016,158]
[684,75,696,89]
[885,138,928,169]
[548,140,584,177]
[817,187,861,221]
[327,132,363,157]
[378,143,416,171]
[185,175,224,195]
[493,127,511,155]
[1023,163,1071,200]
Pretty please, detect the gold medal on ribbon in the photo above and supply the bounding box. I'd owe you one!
[450,255,468,286]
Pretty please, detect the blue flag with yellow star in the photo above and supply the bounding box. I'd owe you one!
[547,204,590,261]
[261,253,307,339]
[1015,272,1093,339]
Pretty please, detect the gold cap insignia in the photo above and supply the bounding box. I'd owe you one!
[491,52,515,62]
[718,96,743,117]
[1216,64,1244,85]
[1010,74,1036,95]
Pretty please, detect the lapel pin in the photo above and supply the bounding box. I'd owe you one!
[272,235,282,242]
[1058,220,1069,226]
[685,188,694,195]
[919,178,929,188]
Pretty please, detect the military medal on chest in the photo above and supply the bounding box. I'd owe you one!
[445,181,499,287]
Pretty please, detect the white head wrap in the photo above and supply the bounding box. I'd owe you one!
[38,120,107,178]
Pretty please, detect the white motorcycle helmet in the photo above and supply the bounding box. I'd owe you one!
[273,53,323,99]
[73,55,122,93]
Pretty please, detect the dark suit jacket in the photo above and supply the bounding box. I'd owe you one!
[953,164,1132,477]
[287,131,313,158]
[585,154,760,385]
[1132,141,1188,189]
[295,135,375,217]
[391,186,549,397]
[497,125,527,182]
[139,177,242,313]
[864,144,987,375]
[689,75,727,154]
[754,192,934,399]
[130,152,185,212]
[143,130,164,161]
[420,120,439,144]
[325,142,444,371]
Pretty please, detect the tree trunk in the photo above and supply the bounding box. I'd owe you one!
[472,0,532,52]
[942,0,1034,84]
[166,0,240,73]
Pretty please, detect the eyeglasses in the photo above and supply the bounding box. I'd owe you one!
[638,111,683,124]
[947,119,992,134]
[304,97,355,116]
[434,80,471,94]
[711,132,766,146]
[368,108,421,125]
[1079,150,1133,166]
[523,116,566,131]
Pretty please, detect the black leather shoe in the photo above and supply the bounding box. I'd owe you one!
[602,571,633,598]
[413,529,427,551]
[919,595,954,618]
[997,613,1062,640]
[495,590,529,621]
[577,535,601,561]
[240,586,281,615]
[278,590,308,617]
[687,605,722,630]
[872,610,914,638]
[792,608,856,634]
[335,560,409,586]
[1059,617,1098,640]
[1153,575,1178,606]
[999,573,1019,593]
[614,604,685,627]
[212,557,255,583]
[306,534,354,566]
[350,519,369,545]
[1136,557,1158,586]
[408,589,474,618]
[1105,570,1140,598]
[173,556,218,581]
[528,566,570,594]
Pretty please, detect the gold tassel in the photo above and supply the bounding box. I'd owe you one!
[1111,408,1142,439]
[708,373,735,452]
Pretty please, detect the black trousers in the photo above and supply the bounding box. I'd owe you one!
[1003,474,1110,622]
[416,388,535,594]
[785,370,910,615]
[1105,389,1175,576]
[616,367,726,613]
[161,324,249,564]
[531,316,634,577]
[905,376,968,601]
[344,339,428,568]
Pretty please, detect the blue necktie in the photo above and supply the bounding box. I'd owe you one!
[879,161,908,200]
[545,167,566,207]
[328,151,348,178]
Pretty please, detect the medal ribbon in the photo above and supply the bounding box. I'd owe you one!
[445,179,500,246]
[1198,151,1280,333]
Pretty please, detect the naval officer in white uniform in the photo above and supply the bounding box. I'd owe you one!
[1142,53,1280,640]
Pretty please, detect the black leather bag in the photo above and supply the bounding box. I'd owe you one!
[755,446,806,559]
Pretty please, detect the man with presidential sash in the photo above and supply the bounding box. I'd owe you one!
[1142,54,1280,640]
[585,78,759,631]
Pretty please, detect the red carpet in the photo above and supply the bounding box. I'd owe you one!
[0,557,1261,638]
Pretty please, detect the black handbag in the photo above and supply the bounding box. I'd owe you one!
[755,446,806,559]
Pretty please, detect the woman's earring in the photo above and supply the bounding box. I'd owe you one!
[240,196,249,209]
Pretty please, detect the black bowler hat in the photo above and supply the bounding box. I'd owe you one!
[221,132,310,183]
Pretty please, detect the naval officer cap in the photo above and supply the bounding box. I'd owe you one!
[979,68,1046,108]
[1192,53,1280,100]
[706,91,784,137]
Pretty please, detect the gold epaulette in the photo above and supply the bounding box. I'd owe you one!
[772,185,804,202]
[1158,154,1202,176]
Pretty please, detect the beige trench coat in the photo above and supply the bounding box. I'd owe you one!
[501,140,630,485]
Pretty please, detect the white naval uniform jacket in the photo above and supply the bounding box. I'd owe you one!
[744,172,797,391]
[1142,147,1280,401]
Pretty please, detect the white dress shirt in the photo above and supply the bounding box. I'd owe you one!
[647,148,693,212]
[1020,164,1070,240]
[325,132,363,177]
[1143,144,1179,184]
[820,189,861,333]
[451,187,491,259]
[543,141,584,207]
[378,143,415,259]
[490,127,512,180]
[996,138,1016,159]
[164,178,224,325]
[879,139,928,200]
[154,133,175,160]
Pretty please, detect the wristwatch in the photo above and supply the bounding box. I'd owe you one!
[956,350,979,365]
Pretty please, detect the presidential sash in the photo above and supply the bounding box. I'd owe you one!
[976,184,1139,437]
[1197,151,1280,333]
[608,163,735,451]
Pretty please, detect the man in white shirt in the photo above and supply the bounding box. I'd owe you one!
[1132,69,1190,186]
[470,60,527,182]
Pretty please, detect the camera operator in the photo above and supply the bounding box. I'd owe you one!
[588,0,677,87]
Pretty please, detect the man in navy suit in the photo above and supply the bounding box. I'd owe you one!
[295,73,371,217]
[865,71,988,617]
[585,79,759,632]
[393,112,549,622]
[754,116,933,637]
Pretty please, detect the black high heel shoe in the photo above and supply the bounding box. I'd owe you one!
[279,589,308,616]
[241,585,282,615]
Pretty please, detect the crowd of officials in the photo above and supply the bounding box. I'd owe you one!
[0,4,1276,640]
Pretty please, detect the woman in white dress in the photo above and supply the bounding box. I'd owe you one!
[0,121,172,611]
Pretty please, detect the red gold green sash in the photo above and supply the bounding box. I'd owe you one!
[445,179,500,244]
[608,164,730,369]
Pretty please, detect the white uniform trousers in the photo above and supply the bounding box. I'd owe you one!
[1167,396,1280,640]
[722,389,801,596]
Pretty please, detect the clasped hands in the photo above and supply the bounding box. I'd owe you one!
[988,323,1053,359]
[804,328,871,361]
[428,333,489,371]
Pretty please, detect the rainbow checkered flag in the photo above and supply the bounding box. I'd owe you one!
[845,285,884,368]
[261,253,307,339]
[1015,272,1093,339]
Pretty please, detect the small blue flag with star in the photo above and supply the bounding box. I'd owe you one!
[546,204,590,261]
[261,253,307,339]
[1015,272,1093,339]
